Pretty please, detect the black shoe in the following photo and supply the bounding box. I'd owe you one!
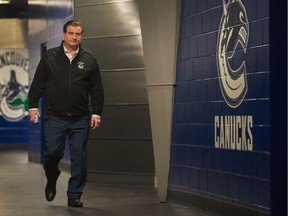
[45,171,60,202]
[45,186,56,202]
[68,199,83,207]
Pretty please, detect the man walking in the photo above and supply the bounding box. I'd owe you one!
[28,20,104,207]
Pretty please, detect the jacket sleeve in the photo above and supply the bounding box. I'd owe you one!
[28,56,47,109]
[90,59,104,116]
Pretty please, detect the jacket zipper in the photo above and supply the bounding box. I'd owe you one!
[68,59,72,116]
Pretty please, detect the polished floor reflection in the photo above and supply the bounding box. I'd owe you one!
[0,149,206,216]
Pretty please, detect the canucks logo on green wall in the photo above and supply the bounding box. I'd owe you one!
[0,49,29,122]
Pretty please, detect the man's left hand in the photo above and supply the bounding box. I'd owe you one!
[91,116,101,129]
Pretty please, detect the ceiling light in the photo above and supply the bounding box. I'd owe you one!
[0,0,10,4]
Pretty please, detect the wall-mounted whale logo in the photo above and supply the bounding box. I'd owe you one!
[1,70,28,122]
[216,0,249,108]
[0,49,29,122]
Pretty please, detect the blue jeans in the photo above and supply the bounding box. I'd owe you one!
[43,114,90,199]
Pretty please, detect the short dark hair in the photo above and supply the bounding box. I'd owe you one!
[63,20,84,34]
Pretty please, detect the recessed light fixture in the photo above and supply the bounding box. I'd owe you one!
[0,0,10,4]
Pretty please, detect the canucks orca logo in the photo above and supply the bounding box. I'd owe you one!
[78,62,84,69]
[216,0,249,108]
[1,70,28,122]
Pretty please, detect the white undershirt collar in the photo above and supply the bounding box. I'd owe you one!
[63,45,79,62]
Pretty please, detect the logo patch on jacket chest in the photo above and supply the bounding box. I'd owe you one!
[78,62,84,69]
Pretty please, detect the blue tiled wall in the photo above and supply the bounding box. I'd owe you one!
[0,118,28,145]
[169,0,279,213]
[269,0,287,214]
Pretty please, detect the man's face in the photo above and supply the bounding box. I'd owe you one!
[63,25,83,48]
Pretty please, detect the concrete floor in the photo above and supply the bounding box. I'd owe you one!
[0,149,207,216]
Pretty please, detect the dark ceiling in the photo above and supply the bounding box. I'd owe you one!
[0,0,27,18]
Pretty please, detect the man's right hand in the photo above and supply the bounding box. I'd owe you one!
[28,109,40,123]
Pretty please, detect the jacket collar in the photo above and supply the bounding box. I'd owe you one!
[60,41,82,54]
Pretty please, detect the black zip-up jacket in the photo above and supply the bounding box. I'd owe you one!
[28,43,104,116]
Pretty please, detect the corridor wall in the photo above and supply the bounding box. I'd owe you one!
[168,0,287,215]
[74,0,154,186]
